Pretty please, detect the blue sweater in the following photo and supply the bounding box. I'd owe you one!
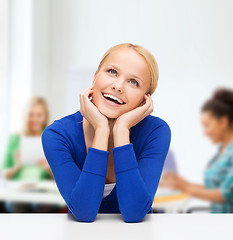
[41,110,171,222]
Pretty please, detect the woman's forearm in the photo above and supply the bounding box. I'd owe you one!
[184,182,226,203]
[91,127,110,151]
[188,182,205,190]
[3,164,21,179]
[113,125,130,147]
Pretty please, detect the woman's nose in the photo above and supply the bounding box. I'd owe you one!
[112,78,125,92]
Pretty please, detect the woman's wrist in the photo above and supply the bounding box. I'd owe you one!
[113,122,128,134]
[95,126,110,135]
[181,181,191,193]
[92,127,110,151]
[15,163,21,171]
[113,125,130,148]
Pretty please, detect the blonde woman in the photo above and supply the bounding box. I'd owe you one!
[2,96,55,212]
[42,43,171,222]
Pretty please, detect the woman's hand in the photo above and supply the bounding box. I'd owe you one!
[36,158,50,169]
[80,86,109,131]
[113,93,153,131]
[14,150,22,168]
[161,172,190,192]
[36,158,54,177]
[3,150,22,179]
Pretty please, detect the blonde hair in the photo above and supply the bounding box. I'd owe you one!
[21,96,50,136]
[96,43,159,95]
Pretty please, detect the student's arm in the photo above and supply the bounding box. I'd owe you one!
[189,183,205,189]
[3,155,21,179]
[2,134,21,179]
[41,121,110,222]
[184,183,226,202]
[112,122,171,223]
[185,159,233,203]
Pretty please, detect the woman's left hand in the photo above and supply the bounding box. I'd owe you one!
[113,93,153,131]
[161,172,190,192]
[36,158,50,170]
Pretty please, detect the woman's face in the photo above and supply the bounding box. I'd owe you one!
[200,111,229,144]
[91,48,151,119]
[27,104,47,134]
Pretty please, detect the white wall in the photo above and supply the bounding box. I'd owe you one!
[0,0,7,164]
[4,0,233,183]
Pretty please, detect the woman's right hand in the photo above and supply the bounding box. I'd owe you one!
[3,150,22,179]
[80,86,109,131]
[13,150,22,168]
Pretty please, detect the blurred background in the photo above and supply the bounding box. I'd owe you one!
[0,0,233,213]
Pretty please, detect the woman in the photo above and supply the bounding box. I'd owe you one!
[162,88,233,213]
[2,96,57,212]
[42,43,171,222]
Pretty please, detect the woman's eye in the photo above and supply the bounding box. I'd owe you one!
[107,68,117,75]
[129,79,139,86]
[107,68,138,86]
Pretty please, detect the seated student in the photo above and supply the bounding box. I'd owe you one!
[2,96,58,213]
[41,43,171,223]
[163,88,233,213]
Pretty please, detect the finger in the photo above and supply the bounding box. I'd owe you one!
[83,87,94,97]
[140,95,153,116]
[80,87,93,104]
[83,89,94,103]
[82,89,95,111]
[146,94,153,110]
[138,95,150,112]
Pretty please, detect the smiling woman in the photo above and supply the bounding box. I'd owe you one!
[91,43,158,120]
[41,43,171,222]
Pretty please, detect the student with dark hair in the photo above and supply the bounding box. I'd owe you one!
[163,88,233,213]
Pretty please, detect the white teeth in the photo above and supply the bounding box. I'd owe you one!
[103,93,124,104]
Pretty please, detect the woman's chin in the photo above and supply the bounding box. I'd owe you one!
[98,107,120,119]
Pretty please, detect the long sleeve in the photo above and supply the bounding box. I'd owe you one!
[112,122,171,222]
[2,133,19,169]
[41,122,109,222]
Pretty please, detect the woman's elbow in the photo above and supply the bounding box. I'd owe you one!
[121,200,153,223]
[69,208,98,222]
[122,214,145,223]
[68,201,98,222]
[74,214,97,223]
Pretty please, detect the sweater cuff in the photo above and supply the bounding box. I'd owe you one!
[112,143,138,174]
[82,147,109,177]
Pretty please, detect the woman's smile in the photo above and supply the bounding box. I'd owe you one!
[101,92,125,107]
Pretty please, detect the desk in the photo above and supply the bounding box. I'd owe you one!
[0,181,196,213]
[0,213,232,240]
[153,187,190,213]
[0,180,66,206]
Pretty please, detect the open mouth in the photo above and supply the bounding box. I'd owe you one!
[101,92,126,105]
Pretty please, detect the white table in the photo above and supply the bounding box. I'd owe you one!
[153,187,191,213]
[0,179,66,206]
[0,180,209,213]
[0,213,232,240]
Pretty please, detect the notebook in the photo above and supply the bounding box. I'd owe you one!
[20,136,45,166]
